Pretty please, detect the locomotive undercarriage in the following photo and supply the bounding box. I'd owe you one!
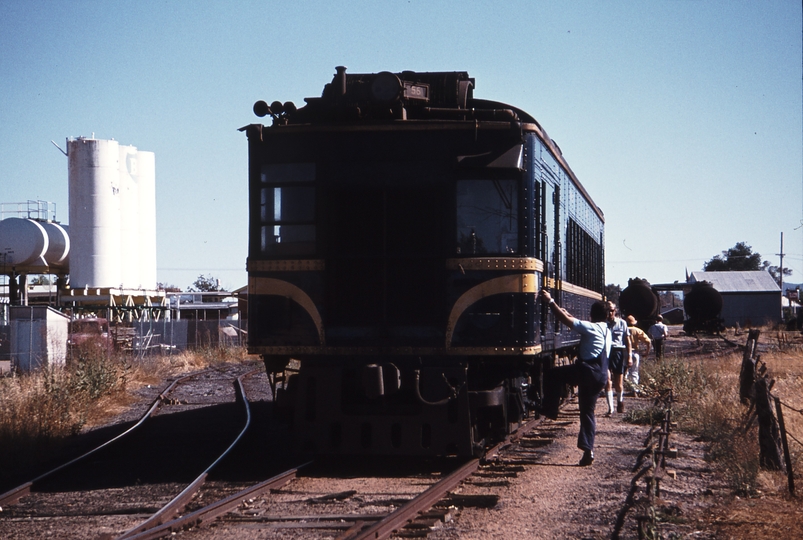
[268,355,543,457]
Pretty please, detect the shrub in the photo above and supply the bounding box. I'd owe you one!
[0,345,255,483]
[639,352,760,494]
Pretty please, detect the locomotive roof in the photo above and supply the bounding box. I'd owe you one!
[246,67,604,222]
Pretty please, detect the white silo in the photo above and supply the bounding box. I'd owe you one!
[119,144,141,288]
[67,137,122,288]
[136,150,157,289]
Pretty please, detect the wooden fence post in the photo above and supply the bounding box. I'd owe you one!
[755,377,784,471]
[739,329,760,404]
[774,396,796,496]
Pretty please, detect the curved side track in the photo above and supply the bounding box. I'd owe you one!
[0,371,202,508]
[115,369,260,540]
[121,463,311,540]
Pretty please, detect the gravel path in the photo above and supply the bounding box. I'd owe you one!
[430,396,720,540]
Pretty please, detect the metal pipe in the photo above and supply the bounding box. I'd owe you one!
[335,66,347,96]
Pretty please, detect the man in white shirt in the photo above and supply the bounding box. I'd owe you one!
[648,315,670,360]
[538,289,612,466]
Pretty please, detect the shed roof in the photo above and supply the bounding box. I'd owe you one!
[689,271,780,293]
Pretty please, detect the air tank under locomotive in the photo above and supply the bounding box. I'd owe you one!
[243,68,606,456]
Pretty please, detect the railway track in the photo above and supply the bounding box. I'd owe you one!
[145,414,558,539]
[0,365,262,539]
[1,365,578,540]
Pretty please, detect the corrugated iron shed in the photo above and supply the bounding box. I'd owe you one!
[688,270,781,327]
[689,271,780,293]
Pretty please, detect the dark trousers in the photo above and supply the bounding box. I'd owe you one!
[543,361,608,452]
[653,338,665,360]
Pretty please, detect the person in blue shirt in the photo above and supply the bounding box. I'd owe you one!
[537,289,612,466]
[605,302,632,415]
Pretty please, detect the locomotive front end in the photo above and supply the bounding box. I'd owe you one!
[244,68,604,456]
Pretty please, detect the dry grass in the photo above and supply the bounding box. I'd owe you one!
[0,344,255,479]
[637,329,803,497]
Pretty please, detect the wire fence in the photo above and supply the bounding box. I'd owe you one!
[0,318,248,372]
[739,328,800,496]
[776,397,803,450]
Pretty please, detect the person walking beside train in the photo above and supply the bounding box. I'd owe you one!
[537,289,611,467]
[625,315,650,392]
[604,302,632,415]
[648,315,670,360]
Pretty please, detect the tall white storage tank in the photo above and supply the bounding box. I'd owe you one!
[119,144,141,288]
[137,150,157,290]
[68,137,122,288]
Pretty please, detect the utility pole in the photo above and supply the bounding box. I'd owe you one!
[777,232,785,320]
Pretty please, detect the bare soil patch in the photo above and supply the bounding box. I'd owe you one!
[430,330,803,539]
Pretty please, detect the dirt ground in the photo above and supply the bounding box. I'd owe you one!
[5,332,802,539]
[427,330,803,540]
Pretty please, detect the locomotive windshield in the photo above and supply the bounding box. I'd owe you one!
[456,178,519,255]
[259,163,316,256]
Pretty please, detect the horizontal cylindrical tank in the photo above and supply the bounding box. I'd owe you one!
[684,281,723,320]
[0,218,70,270]
[68,137,122,288]
[0,218,48,267]
[619,277,660,324]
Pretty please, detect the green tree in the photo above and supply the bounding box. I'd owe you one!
[761,261,793,286]
[157,282,181,292]
[703,242,763,271]
[187,274,221,292]
[605,283,621,304]
[703,242,793,286]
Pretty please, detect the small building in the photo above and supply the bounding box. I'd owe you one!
[9,305,69,372]
[688,271,781,328]
[167,291,239,321]
[660,307,685,325]
[163,291,244,350]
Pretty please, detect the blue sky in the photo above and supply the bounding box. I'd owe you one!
[1,0,801,292]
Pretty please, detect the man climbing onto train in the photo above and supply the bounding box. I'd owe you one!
[537,289,611,466]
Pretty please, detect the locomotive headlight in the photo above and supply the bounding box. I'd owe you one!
[253,100,271,117]
[370,72,402,104]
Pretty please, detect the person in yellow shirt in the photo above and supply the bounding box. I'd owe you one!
[626,315,651,391]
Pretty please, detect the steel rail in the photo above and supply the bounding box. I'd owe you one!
[342,411,545,540]
[0,370,201,508]
[342,457,481,540]
[120,463,312,540]
[120,411,545,538]
[116,369,259,539]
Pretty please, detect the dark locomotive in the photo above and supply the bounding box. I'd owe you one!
[243,68,605,456]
